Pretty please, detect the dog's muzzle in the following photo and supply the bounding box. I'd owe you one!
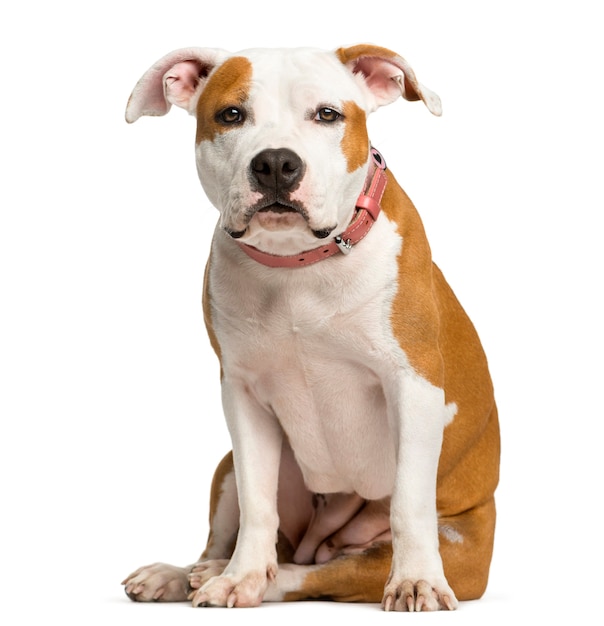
[224,149,334,240]
[235,147,388,268]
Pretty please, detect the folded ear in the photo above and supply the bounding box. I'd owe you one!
[125,47,230,123]
[336,44,442,116]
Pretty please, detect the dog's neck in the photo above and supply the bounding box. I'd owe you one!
[236,148,387,269]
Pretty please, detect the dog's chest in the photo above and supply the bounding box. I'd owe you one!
[255,336,397,498]
[210,224,404,497]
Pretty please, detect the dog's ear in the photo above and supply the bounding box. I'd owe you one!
[336,45,442,116]
[125,48,230,123]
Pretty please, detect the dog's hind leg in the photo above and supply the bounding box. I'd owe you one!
[270,497,493,608]
[198,452,240,560]
[262,496,495,608]
[269,543,392,604]
[438,497,497,601]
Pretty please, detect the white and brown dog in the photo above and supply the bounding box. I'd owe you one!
[122,44,500,612]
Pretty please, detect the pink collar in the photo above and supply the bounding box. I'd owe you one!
[236,148,387,268]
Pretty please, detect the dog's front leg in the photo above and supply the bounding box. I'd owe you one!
[382,373,458,612]
[190,379,283,608]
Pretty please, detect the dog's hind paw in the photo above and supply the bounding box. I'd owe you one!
[382,578,458,612]
[188,559,229,589]
[122,562,191,602]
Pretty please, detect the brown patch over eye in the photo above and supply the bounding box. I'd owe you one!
[340,100,369,172]
[196,56,253,143]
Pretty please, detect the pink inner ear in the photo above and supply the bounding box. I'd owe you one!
[164,61,206,108]
[126,47,229,123]
[353,57,406,106]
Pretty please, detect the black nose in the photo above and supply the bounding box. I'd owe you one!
[250,148,304,192]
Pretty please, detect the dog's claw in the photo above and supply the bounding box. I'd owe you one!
[383,594,393,612]
[187,589,207,604]
[443,594,456,610]
[152,587,165,601]
[407,596,415,611]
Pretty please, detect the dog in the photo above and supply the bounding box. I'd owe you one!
[121,44,500,612]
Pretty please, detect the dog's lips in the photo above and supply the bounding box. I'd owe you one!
[225,203,298,238]
[253,203,336,238]
[251,203,308,233]
[227,203,335,240]
[256,202,299,215]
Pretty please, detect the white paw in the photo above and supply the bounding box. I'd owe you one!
[122,562,190,602]
[190,565,276,608]
[382,578,458,612]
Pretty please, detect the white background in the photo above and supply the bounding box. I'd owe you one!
[1,1,602,624]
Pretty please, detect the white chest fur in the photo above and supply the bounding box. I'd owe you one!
[208,215,418,499]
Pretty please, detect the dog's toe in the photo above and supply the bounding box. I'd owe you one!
[188,559,229,589]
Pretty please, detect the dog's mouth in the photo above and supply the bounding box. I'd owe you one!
[257,203,298,215]
[226,202,335,240]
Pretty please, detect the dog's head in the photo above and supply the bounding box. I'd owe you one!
[126,45,440,256]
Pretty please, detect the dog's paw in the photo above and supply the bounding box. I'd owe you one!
[189,566,276,608]
[188,559,229,590]
[382,578,458,612]
[122,563,191,602]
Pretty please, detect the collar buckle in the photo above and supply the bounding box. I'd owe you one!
[334,236,353,254]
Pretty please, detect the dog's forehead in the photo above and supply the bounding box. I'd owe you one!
[239,47,340,72]
[235,47,364,104]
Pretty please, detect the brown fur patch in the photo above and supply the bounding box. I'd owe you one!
[202,253,222,372]
[335,44,397,65]
[196,56,252,143]
[438,498,497,600]
[341,101,368,172]
[379,170,445,387]
[200,452,236,559]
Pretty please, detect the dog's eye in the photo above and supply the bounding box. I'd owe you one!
[217,107,245,125]
[315,107,341,123]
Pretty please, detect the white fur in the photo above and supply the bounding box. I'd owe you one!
[209,214,404,498]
